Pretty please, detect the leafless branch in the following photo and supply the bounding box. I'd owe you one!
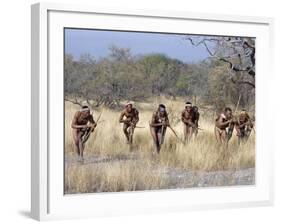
[237,81,255,88]
[65,98,83,107]
[203,41,215,56]
[187,37,218,56]
[186,36,255,79]
[230,77,255,88]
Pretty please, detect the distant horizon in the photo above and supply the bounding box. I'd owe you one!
[64,28,212,63]
[65,49,210,64]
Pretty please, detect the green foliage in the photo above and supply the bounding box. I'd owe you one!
[64,46,254,109]
[175,73,189,94]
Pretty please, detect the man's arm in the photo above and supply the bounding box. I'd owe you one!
[181,111,187,123]
[182,111,195,126]
[165,116,170,127]
[150,113,160,127]
[246,114,254,128]
[186,119,195,127]
[238,121,247,129]
[216,115,231,128]
[194,113,200,126]
[234,122,242,135]
[132,110,139,125]
[249,119,254,128]
[119,111,125,123]
[88,114,97,127]
[240,119,253,129]
[71,112,88,129]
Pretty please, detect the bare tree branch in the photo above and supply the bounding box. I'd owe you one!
[65,98,83,107]
[186,36,256,83]
[230,77,255,88]
[237,81,255,88]
[187,37,218,56]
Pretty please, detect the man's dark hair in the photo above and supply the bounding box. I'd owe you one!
[185,101,192,105]
[159,104,166,109]
[82,105,89,109]
[224,107,232,113]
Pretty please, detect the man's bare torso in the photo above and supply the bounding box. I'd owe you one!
[120,108,139,123]
[182,109,194,125]
[73,112,94,130]
[216,114,231,130]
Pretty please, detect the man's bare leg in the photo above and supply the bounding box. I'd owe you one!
[238,137,242,145]
[194,125,198,138]
[78,140,83,161]
[183,125,188,142]
[221,130,229,150]
[184,125,192,143]
[215,128,227,161]
[128,126,134,144]
[150,127,159,154]
[239,130,248,145]
[221,130,230,169]
[154,142,160,154]
[73,129,81,158]
[77,132,85,162]
[244,132,251,143]
[215,127,222,144]
[123,124,130,143]
[156,132,162,153]
[187,126,193,142]
[128,126,135,151]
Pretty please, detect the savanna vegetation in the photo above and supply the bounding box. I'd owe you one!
[65,36,255,112]
[64,35,256,194]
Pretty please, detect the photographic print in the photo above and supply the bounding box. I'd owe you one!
[64,28,255,194]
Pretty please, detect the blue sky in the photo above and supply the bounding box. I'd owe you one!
[64,28,210,63]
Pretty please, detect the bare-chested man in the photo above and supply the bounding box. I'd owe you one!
[235,109,253,145]
[119,103,139,144]
[181,102,196,142]
[215,107,234,146]
[149,104,170,153]
[71,105,96,162]
[192,106,200,137]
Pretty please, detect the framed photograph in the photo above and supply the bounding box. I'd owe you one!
[31,2,274,221]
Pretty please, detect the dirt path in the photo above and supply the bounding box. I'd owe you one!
[65,152,255,190]
[160,167,255,188]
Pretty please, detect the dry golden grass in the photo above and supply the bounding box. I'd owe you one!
[64,97,255,194]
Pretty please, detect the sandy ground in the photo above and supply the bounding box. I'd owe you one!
[65,152,255,194]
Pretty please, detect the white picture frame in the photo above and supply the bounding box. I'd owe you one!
[31,2,275,221]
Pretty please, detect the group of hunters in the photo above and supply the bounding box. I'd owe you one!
[71,101,254,162]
